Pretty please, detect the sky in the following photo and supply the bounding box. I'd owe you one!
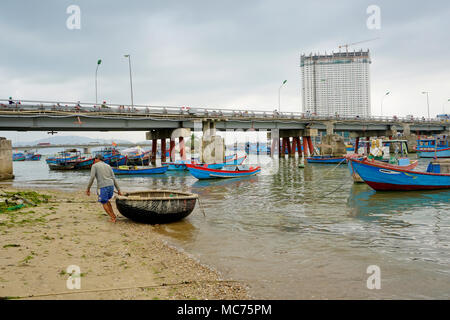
[1,0,449,143]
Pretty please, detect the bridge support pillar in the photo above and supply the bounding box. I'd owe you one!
[354,137,360,154]
[0,138,14,181]
[268,129,279,157]
[291,137,298,157]
[302,137,309,157]
[292,137,301,156]
[151,139,157,164]
[402,123,411,136]
[179,137,186,160]
[325,121,335,135]
[202,120,224,163]
[366,137,370,154]
[307,136,314,155]
[161,139,167,162]
[169,139,176,162]
[319,134,346,157]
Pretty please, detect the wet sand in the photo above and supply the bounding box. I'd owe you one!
[0,188,249,300]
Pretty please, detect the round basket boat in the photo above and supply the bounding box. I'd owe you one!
[115,190,198,224]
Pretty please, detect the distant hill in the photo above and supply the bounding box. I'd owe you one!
[13,135,134,147]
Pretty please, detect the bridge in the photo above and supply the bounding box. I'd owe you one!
[2,98,450,167]
[1,99,449,134]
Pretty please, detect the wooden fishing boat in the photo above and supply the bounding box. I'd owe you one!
[112,165,168,175]
[416,138,450,158]
[306,155,346,164]
[48,162,76,170]
[346,154,419,183]
[347,157,450,191]
[12,153,25,161]
[115,190,198,224]
[71,157,95,170]
[161,160,194,171]
[201,155,247,169]
[186,164,261,180]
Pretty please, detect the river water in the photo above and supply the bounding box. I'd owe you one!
[5,156,450,299]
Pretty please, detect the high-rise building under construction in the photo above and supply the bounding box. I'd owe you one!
[300,50,371,117]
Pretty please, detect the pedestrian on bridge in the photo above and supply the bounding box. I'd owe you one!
[86,154,122,223]
[8,97,14,105]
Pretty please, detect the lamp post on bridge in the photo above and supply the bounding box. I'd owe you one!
[95,59,102,105]
[380,91,390,118]
[278,80,287,112]
[124,54,134,108]
[422,91,430,120]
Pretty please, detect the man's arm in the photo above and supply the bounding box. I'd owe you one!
[86,165,96,195]
[110,167,122,195]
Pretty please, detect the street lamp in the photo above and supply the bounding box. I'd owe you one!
[380,91,390,117]
[278,80,287,112]
[422,91,430,119]
[124,54,134,108]
[95,59,102,105]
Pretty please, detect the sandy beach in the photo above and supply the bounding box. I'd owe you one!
[0,187,249,300]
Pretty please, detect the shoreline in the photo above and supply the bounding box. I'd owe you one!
[0,187,250,300]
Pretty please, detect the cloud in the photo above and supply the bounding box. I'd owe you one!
[1,0,449,127]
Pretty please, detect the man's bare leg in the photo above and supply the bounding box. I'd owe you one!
[102,201,117,222]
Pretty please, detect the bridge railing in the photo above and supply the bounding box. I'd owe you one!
[1,98,448,124]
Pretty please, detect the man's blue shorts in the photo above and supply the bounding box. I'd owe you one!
[98,185,114,204]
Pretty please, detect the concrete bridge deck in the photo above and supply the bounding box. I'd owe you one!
[1,99,449,134]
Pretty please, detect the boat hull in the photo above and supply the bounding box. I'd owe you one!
[112,166,168,175]
[186,164,261,180]
[307,156,346,164]
[347,158,419,183]
[348,158,450,191]
[115,190,197,224]
[417,147,450,158]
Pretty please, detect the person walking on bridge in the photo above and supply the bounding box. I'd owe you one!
[86,154,122,223]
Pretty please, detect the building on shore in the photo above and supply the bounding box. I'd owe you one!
[300,50,371,117]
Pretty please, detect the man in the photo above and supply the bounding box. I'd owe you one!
[86,154,122,222]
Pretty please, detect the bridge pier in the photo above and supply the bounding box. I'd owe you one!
[146,128,191,163]
[151,139,157,164]
[0,138,14,181]
[161,138,167,162]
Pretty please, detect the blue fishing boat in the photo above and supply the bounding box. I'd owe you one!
[186,164,261,180]
[306,155,346,164]
[416,138,450,158]
[166,155,247,171]
[161,160,195,171]
[347,157,450,191]
[112,165,168,175]
[71,157,95,169]
[24,152,42,161]
[12,153,26,161]
[46,149,80,164]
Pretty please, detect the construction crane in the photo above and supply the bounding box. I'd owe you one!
[338,37,380,52]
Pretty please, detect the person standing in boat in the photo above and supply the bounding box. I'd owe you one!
[86,154,122,223]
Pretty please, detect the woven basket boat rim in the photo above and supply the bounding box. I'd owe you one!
[116,189,198,201]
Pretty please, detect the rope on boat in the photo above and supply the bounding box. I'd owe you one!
[0,279,239,300]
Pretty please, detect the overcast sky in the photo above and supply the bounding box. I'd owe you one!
[1,0,449,143]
